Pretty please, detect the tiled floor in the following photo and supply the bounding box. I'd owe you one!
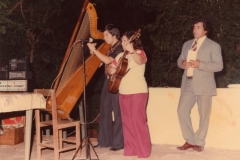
[0,137,240,160]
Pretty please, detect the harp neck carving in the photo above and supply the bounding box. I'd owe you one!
[86,3,104,39]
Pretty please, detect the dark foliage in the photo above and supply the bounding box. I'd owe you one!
[1,0,240,128]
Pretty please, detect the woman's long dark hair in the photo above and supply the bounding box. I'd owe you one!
[122,31,143,50]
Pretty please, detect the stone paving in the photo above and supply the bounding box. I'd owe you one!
[0,137,240,160]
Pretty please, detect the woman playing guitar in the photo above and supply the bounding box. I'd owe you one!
[108,30,151,158]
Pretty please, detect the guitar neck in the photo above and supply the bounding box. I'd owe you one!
[121,50,128,60]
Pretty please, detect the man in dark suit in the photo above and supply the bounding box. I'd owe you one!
[176,17,223,152]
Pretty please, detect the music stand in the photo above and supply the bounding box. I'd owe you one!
[72,41,99,160]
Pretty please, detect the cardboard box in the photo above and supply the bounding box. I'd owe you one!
[0,127,24,145]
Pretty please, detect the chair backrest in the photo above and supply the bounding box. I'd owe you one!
[34,89,57,121]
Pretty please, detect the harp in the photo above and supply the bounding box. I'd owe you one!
[49,0,110,119]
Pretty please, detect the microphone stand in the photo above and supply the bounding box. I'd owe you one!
[72,41,99,160]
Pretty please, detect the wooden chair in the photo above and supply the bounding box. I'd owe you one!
[34,89,81,160]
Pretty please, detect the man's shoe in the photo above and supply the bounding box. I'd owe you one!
[177,142,194,150]
[109,147,123,151]
[193,145,204,152]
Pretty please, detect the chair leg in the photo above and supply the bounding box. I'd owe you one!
[35,109,42,160]
[76,122,81,156]
[59,129,63,150]
[53,128,60,160]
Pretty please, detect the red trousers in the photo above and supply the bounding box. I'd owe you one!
[119,93,151,158]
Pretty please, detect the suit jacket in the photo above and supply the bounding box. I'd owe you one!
[177,37,223,96]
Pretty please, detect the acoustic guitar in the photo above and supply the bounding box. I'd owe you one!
[108,29,141,93]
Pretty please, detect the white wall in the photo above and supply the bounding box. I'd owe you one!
[147,87,240,150]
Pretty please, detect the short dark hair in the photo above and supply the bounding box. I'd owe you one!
[122,31,143,50]
[193,17,211,35]
[105,24,120,39]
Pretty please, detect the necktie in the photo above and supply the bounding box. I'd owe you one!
[191,40,197,51]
